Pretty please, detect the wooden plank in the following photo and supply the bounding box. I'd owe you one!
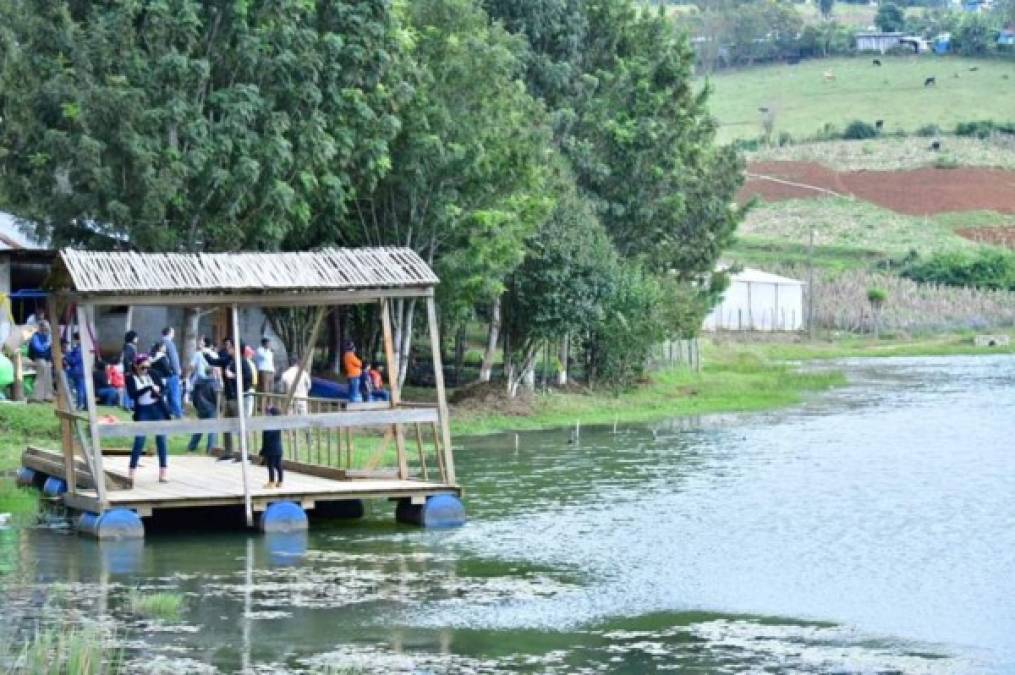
[47,298,77,497]
[76,287,434,309]
[426,297,456,484]
[380,299,409,480]
[24,446,133,489]
[77,303,107,507]
[95,406,439,438]
[232,304,253,528]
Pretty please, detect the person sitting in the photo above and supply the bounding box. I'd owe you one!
[107,362,126,407]
[92,359,120,406]
[259,406,285,488]
[366,362,389,402]
[126,355,169,484]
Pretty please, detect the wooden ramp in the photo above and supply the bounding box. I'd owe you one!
[57,453,460,518]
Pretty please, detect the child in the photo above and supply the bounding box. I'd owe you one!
[260,406,284,488]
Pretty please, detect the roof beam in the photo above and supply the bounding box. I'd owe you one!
[57,286,433,308]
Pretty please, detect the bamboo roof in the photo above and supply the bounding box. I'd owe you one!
[55,248,438,297]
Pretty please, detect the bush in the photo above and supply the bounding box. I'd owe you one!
[933,154,959,169]
[901,249,1015,291]
[842,120,878,140]
[955,120,1015,139]
[777,131,794,147]
[915,123,941,137]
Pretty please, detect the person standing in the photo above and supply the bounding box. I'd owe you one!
[28,320,54,403]
[160,327,183,418]
[259,406,285,488]
[186,336,219,453]
[204,339,252,461]
[342,340,364,402]
[63,334,86,410]
[254,337,276,394]
[126,355,169,483]
[120,330,139,411]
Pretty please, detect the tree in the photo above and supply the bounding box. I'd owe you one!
[875,2,906,32]
[819,0,836,19]
[0,0,401,253]
[953,12,995,56]
[330,0,552,385]
[866,287,887,338]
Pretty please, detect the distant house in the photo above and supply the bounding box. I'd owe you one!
[0,211,53,322]
[999,29,1015,47]
[703,268,805,332]
[855,32,928,53]
[962,0,992,12]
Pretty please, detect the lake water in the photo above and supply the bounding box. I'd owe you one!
[1,355,1014,673]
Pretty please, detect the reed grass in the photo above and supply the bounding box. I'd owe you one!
[127,590,184,621]
[0,625,120,675]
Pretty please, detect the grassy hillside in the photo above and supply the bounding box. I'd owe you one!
[730,198,1014,270]
[749,136,1015,171]
[703,56,1015,144]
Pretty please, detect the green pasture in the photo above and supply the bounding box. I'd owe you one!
[703,56,1015,144]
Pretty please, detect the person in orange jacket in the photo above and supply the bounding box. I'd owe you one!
[342,340,364,402]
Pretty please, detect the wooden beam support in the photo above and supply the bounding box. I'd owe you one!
[283,306,327,413]
[380,299,409,480]
[95,406,439,439]
[426,297,455,484]
[47,294,76,496]
[77,303,107,507]
[232,304,253,528]
[71,287,433,309]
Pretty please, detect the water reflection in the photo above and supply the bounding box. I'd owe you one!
[0,355,1012,672]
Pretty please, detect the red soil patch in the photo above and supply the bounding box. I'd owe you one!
[956,227,1015,250]
[741,161,1015,216]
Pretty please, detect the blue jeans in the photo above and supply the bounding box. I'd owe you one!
[68,371,86,410]
[370,390,390,402]
[348,376,363,402]
[96,387,119,406]
[165,374,183,418]
[130,404,168,469]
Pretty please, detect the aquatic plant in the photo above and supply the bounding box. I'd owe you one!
[0,481,39,526]
[1,625,120,674]
[127,590,185,621]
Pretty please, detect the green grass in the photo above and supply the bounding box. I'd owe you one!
[749,135,1015,171]
[719,330,1015,361]
[1,625,121,675]
[704,56,1015,144]
[732,197,1014,271]
[452,352,846,436]
[0,481,40,524]
[127,591,184,621]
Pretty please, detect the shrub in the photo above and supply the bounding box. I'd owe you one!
[915,123,941,137]
[842,120,878,140]
[777,131,794,147]
[128,591,185,621]
[866,287,888,305]
[901,249,1015,291]
[955,120,1015,139]
[933,154,959,169]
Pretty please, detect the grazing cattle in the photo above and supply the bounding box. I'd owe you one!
[969,66,979,72]
[875,119,884,131]
[924,76,936,87]
[873,59,882,66]
[930,140,941,151]
[758,107,770,113]
[823,71,836,82]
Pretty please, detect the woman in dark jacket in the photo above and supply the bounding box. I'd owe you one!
[126,355,169,483]
[259,406,284,488]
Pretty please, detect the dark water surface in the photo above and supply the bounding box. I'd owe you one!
[1,355,1013,673]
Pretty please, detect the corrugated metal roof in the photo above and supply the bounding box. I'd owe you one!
[730,267,804,286]
[57,247,439,295]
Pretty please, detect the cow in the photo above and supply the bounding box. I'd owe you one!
[924,76,936,87]
[873,59,882,66]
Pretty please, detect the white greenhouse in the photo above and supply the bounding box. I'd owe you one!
[703,268,805,332]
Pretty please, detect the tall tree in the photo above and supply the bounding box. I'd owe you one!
[0,0,401,252]
[328,0,552,385]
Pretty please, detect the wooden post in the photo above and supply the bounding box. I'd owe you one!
[77,303,107,508]
[12,350,23,401]
[232,304,253,528]
[426,297,455,484]
[283,306,326,413]
[48,295,76,496]
[380,299,409,480]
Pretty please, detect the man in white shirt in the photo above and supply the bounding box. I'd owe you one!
[254,337,276,394]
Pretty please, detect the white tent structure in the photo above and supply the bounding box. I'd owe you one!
[704,267,805,332]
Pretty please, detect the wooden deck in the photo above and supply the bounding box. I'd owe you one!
[59,454,461,517]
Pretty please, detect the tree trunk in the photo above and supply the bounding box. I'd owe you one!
[181,307,200,377]
[326,308,341,373]
[506,343,538,399]
[478,296,501,383]
[557,333,569,386]
[453,323,467,385]
[392,297,417,388]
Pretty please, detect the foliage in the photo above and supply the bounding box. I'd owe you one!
[952,12,996,56]
[819,0,836,20]
[875,2,906,32]
[901,249,1015,291]
[1,625,121,675]
[797,21,856,59]
[128,591,185,621]
[842,120,878,140]
[955,120,1015,139]
[0,481,39,525]
[0,0,402,253]
[866,287,888,305]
